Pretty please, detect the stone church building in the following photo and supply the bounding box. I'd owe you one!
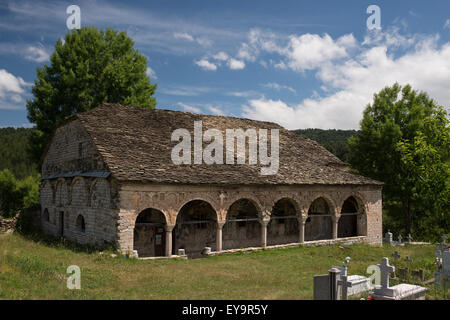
[39,103,383,258]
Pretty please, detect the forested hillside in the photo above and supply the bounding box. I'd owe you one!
[0,127,38,179]
[293,128,358,162]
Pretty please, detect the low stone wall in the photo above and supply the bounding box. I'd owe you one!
[0,215,17,233]
[205,236,367,257]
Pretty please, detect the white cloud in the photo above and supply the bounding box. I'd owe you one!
[445,19,450,30]
[173,32,194,42]
[226,90,261,98]
[195,59,217,71]
[146,67,157,79]
[243,32,450,129]
[177,102,201,113]
[227,58,245,70]
[0,69,30,110]
[159,85,215,96]
[0,69,29,98]
[286,33,355,71]
[24,45,49,62]
[262,82,296,94]
[212,51,229,61]
[207,105,225,116]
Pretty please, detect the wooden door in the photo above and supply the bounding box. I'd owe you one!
[154,226,165,256]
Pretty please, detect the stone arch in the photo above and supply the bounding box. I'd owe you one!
[90,178,111,209]
[174,197,221,222]
[133,208,168,257]
[338,195,367,237]
[223,198,261,250]
[306,195,338,217]
[40,180,55,205]
[76,214,86,233]
[267,198,300,246]
[42,208,50,222]
[71,177,88,208]
[305,197,333,241]
[55,178,69,207]
[173,200,218,257]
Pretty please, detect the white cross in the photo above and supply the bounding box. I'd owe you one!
[337,275,353,300]
[378,257,395,289]
[398,234,402,243]
[443,234,447,245]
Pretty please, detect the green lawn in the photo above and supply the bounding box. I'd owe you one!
[0,233,447,300]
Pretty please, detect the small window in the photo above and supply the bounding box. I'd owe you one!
[76,215,86,233]
[43,209,49,222]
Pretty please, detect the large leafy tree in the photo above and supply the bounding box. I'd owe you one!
[27,27,157,163]
[348,83,448,238]
[396,107,449,241]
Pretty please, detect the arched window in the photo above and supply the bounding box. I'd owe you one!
[76,215,86,233]
[43,209,49,222]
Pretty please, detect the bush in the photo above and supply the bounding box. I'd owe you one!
[0,169,40,218]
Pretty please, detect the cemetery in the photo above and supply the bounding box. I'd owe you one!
[312,233,449,300]
[0,231,447,299]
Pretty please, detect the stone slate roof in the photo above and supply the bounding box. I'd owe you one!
[74,103,382,186]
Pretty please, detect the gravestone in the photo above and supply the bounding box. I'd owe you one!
[177,248,186,256]
[385,231,393,245]
[392,251,401,264]
[411,269,424,281]
[398,268,408,280]
[337,275,353,300]
[397,234,402,245]
[435,250,450,289]
[313,274,330,300]
[202,247,212,255]
[347,275,372,297]
[370,257,427,300]
[407,234,413,244]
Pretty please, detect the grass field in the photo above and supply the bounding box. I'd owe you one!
[0,232,447,300]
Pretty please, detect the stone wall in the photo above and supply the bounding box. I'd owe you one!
[40,120,119,248]
[40,177,118,247]
[42,119,107,177]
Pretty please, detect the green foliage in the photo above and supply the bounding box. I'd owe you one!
[348,83,449,239]
[0,169,40,218]
[26,27,157,163]
[396,107,449,241]
[0,127,38,179]
[293,128,357,162]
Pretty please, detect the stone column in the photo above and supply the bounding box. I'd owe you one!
[331,215,340,239]
[298,215,307,243]
[216,221,225,252]
[260,215,271,247]
[164,224,175,257]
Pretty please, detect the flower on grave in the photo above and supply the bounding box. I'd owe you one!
[360,298,365,300]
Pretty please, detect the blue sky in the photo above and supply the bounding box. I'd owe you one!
[1,0,450,129]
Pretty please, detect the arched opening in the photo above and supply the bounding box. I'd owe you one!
[133,208,167,258]
[267,198,299,245]
[76,215,86,233]
[338,196,362,238]
[173,200,217,257]
[223,199,260,250]
[305,197,333,241]
[43,208,50,222]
